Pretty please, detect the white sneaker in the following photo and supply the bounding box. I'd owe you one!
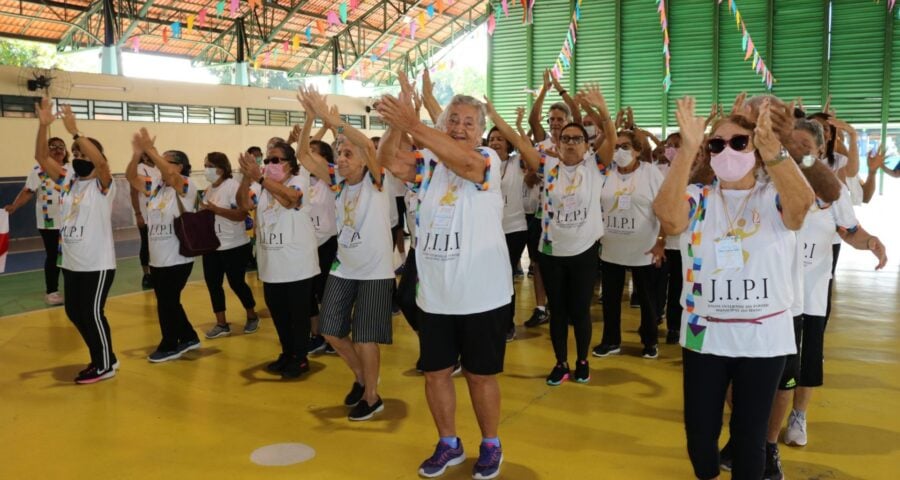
[45,292,64,305]
[784,410,808,446]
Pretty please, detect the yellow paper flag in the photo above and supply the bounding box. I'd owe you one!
[417,12,426,29]
[187,15,195,32]
[292,34,300,51]
[253,57,260,69]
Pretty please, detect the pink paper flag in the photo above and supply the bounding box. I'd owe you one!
[327,11,341,26]
[487,13,496,35]
[351,0,360,9]
[410,22,417,39]
[198,9,207,27]
[264,51,271,66]
[282,41,289,53]
[501,0,509,17]
[132,37,140,53]
[744,39,753,60]
[230,0,238,17]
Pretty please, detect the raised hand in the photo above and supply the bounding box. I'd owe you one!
[550,69,564,92]
[730,91,747,116]
[581,82,609,116]
[676,96,705,155]
[626,106,635,130]
[542,69,551,91]
[483,96,501,122]
[515,107,526,125]
[867,143,886,171]
[422,68,434,96]
[376,94,420,133]
[60,104,80,135]
[239,152,262,182]
[135,127,157,153]
[753,99,782,161]
[34,96,56,127]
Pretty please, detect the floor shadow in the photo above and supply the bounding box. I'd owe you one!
[585,366,665,398]
[18,363,83,384]
[784,460,869,480]
[824,372,900,391]
[801,422,900,455]
[437,460,541,480]
[178,347,222,361]
[237,360,327,385]
[308,398,409,433]
[510,329,542,341]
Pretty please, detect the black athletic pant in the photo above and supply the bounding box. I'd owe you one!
[263,279,313,358]
[539,242,599,363]
[824,243,841,330]
[506,230,528,328]
[202,243,256,313]
[150,262,198,351]
[651,260,668,320]
[39,228,60,294]
[138,224,150,268]
[62,269,116,370]
[665,249,684,333]
[682,348,786,480]
[601,262,659,346]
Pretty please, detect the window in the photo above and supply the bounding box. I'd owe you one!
[247,108,267,125]
[369,115,387,130]
[93,100,124,121]
[187,106,212,124]
[0,95,39,118]
[341,114,366,128]
[127,103,156,122]
[213,107,240,125]
[158,104,186,123]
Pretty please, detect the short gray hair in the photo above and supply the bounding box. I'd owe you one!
[436,95,487,133]
[548,102,571,119]
[794,117,825,147]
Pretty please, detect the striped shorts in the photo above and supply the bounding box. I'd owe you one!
[319,275,394,344]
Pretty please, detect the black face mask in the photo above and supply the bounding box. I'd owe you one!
[72,159,95,177]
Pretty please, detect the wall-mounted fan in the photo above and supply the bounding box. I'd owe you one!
[17,68,72,99]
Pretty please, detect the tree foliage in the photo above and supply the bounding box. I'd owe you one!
[0,39,68,69]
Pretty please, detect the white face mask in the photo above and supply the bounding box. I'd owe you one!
[205,167,220,183]
[584,125,597,139]
[613,148,635,168]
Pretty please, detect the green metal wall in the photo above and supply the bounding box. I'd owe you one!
[488,0,899,132]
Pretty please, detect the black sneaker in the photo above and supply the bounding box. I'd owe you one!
[546,363,570,386]
[524,308,549,327]
[415,358,424,373]
[573,360,590,383]
[629,295,640,308]
[344,381,365,407]
[719,438,733,472]
[281,356,310,379]
[591,344,621,357]
[176,338,201,354]
[642,345,659,359]
[348,396,384,421]
[141,273,153,290]
[308,334,327,354]
[513,265,524,279]
[763,442,784,480]
[323,343,337,354]
[666,330,679,344]
[266,353,289,373]
[75,366,116,384]
[505,325,516,343]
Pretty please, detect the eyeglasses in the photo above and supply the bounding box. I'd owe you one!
[707,135,751,154]
[264,157,285,165]
[559,135,585,145]
[49,145,66,151]
[614,143,633,151]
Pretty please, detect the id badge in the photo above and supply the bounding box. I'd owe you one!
[563,194,577,214]
[618,194,632,211]
[715,236,744,270]
[338,226,356,247]
[433,205,455,230]
[262,208,277,227]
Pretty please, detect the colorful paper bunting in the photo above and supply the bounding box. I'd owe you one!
[293,34,300,51]
[305,26,312,42]
[132,37,140,53]
[427,4,435,18]
[340,2,348,23]
[658,0,671,91]
[501,0,509,17]
[162,27,169,44]
[187,15,195,32]
[171,22,181,39]
[215,1,224,17]
[316,20,327,35]
[197,9,207,27]
[437,0,445,15]
[723,0,775,89]
[487,13,496,36]
[229,0,238,18]
[547,0,582,80]
[417,12,427,29]
[327,11,341,26]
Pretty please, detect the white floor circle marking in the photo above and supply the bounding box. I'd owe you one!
[250,443,316,466]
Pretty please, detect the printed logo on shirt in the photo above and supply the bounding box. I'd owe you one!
[420,230,462,261]
[706,276,771,314]
[605,214,636,233]
[60,225,85,243]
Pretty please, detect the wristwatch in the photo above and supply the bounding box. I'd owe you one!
[72,131,83,141]
[800,154,816,169]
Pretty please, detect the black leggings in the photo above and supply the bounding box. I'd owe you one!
[150,262,198,351]
[62,269,116,370]
[682,349,786,480]
[202,243,256,314]
[539,242,599,363]
[263,279,313,358]
[601,262,659,347]
[311,236,338,316]
[506,230,528,327]
[665,249,684,333]
[138,224,150,268]
[38,228,60,294]
[824,242,841,330]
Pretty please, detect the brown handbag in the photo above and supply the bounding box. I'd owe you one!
[173,192,220,257]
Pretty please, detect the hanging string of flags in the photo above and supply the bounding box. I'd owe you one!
[720,0,775,90]
[657,0,671,92]
[549,0,581,80]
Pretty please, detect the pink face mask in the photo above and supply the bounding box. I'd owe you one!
[710,147,756,182]
[664,146,678,162]
[264,163,287,183]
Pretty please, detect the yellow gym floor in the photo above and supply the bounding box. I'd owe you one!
[1,246,898,479]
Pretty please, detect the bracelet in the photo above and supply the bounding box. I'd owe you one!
[337,124,345,134]
[764,153,788,168]
[557,90,567,96]
[72,132,83,141]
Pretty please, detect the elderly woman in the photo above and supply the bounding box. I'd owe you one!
[377,92,511,480]
[296,87,394,421]
[127,134,202,363]
[3,129,70,306]
[236,141,319,379]
[653,97,814,480]
[200,152,259,339]
[31,98,118,383]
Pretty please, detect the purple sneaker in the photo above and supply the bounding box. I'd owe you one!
[418,438,465,478]
[472,442,503,479]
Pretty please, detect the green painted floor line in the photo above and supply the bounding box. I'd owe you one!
[0,257,205,318]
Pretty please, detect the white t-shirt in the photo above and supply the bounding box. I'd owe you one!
[678,181,797,358]
[204,178,251,251]
[384,171,401,228]
[500,154,528,234]
[789,235,804,317]
[405,189,417,239]
[333,171,394,280]
[300,167,338,246]
[58,169,116,272]
[412,147,513,314]
[799,189,858,316]
[24,165,64,230]
[831,153,850,244]
[538,154,605,257]
[522,182,540,215]
[136,163,161,219]
[255,175,320,283]
[146,177,198,268]
[600,162,664,266]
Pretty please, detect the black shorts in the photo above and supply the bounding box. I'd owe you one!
[395,196,407,231]
[798,314,826,387]
[779,315,803,390]
[419,303,510,375]
[525,214,542,263]
[310,236,338,317]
